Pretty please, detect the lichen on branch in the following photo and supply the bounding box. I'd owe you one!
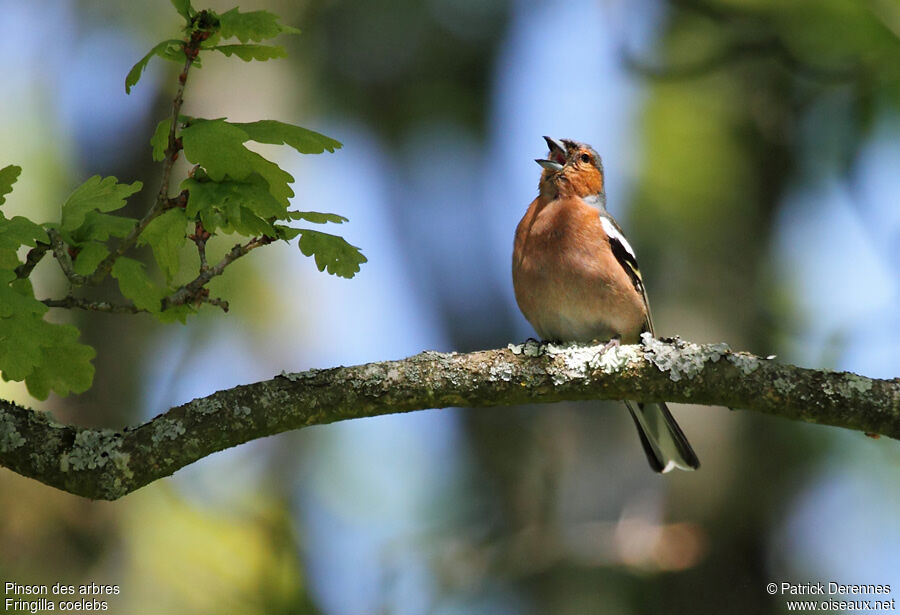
[0,337,896,501]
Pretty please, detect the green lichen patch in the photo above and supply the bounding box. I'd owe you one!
[541,342,595,385]
[640,334,740,381]
[59,429,123,472]
[510,339,645,382]
[590,344,641,374]
[507,339,543,357]
[111,450,134,480]
[706,343,731,361]
[488,362,515,383]
[192,396,226,415]
[29,409,68,428]
[278,369,320,382]
[0,411,26,452]
[773,375,796,395]
[151,417,186,443]
[841,374,873,394]
[727,352,761,375]
[641,334,722,381]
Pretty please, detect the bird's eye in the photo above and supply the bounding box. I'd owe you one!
[580,153,591,163]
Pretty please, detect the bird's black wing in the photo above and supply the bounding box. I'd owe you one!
[597,210,655,334]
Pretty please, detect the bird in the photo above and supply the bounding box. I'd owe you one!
[512,136,700,473]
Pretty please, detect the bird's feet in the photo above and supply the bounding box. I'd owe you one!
[596,335,621,354]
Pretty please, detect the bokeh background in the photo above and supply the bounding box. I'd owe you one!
[1,0,899,613]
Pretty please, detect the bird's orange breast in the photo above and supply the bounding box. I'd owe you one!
[512,196,647,343]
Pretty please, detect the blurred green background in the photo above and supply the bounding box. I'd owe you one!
[1,0,899,613]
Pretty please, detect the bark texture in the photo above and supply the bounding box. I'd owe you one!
[0,336,896,500]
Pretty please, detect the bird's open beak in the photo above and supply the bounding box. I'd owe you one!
[543,136,566,158]
[535,158,564,171]
[536,136,566,170]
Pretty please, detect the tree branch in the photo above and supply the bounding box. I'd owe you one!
[41,296,142,313]
[39,233,259,315]
[0,337,896,501]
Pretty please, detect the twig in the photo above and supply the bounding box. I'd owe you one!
[46,229,88,286]
[42,233,261,316]
[42,296,142,314]
[15,243,49,279]
[162,236,272,308]
[89,43,198,285]
[206,296,229,312]
[189,220,210,272]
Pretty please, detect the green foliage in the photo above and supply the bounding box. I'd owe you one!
[180,118,297,206]
[183,173,283,235]
[126,5,300,95]
[21,322,96,400]
[232,120,342,154]
[0,215,49,252]
[170,0,194,20]
[0,165,21,206]
[72,212,137,244]
[297,230,367,279]
[60,175,142,234]
[273,225,301,241]
[181,119,275,182]
[72,242,110,276]
[0,167,94,399]
[137,209,188,281]
[211,44,287,62]
[0,271,95,399]
[154,304,195,325]
[0,251,17,270]
[151,119,172,162]
[0,2,362,400]
[111,258,165,313]
[0,167,49,266]
[217,7,301,42]
[289,211,348,224]
[0,271,43,320]
[125,39,185,94]
[179,118,358,277]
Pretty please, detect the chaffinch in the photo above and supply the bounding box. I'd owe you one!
[512,136,700,473]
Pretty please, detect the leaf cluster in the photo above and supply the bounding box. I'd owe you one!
[0,0,365,399]
[126,2,300,93]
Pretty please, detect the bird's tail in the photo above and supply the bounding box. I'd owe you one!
[625,400,700,473]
